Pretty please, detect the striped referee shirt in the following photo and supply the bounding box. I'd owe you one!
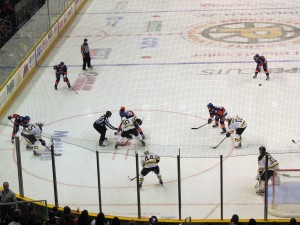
[95,115,117,130]
[81,43,90,55]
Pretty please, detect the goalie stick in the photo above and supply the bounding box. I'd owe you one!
[191,119,215,130]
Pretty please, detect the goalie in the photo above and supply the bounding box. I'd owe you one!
[139,150,163,188]
[21,122,46,157]
[256,146,280,195]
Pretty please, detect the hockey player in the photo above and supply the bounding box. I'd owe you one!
[117,106,145,139]
[256,146,280,195]
[93,111,117,146]
[115,116,145,149]
[225,115,247,148]
[139,150,163,188]
[207,103,227,134]
[253,54,270,80]
[21,122,46,156]
[53,62,71,90]
[7,114,30,143]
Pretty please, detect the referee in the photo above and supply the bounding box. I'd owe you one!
[81,38,92,70]
[93,111,117,146]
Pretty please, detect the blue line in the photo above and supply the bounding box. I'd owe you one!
[1,60,299,69]
[36,59,300,68]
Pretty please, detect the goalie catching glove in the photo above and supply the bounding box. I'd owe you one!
[136,118,143,125]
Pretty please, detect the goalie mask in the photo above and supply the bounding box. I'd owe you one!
[259,146,266,155]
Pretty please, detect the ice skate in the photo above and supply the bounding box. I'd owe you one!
[220,128,226,134]
[115,142,120,149]
[212,124,219,128]
[139,183,142,188]
[140,140,146,146]
[26,144,33,149]
[99,141,105,147]
[11,138,14,144]
[235,143,242,149]
[33,151,41,157]
[159,179,163,186]
[253,74,257,78]
[266,75,270,80]
[141,134,145,139]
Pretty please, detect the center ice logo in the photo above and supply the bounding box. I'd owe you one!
[183,19,300,49]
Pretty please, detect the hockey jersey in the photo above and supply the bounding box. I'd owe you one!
[141,152,160,168]
[227,116,247,134]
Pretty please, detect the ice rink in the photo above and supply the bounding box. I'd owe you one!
[1,0,300,220]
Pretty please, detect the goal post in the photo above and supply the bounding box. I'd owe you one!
[268,169,300,218]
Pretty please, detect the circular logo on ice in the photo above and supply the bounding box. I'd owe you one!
[183,19,300,49]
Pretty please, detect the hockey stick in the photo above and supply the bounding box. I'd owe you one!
[119,138,130,146]
[45,146,62,156]
[210,136,227,149]
[292,139,300,144]
[191,119,214,130]
[70,86,78,94]
[128,176,136,181]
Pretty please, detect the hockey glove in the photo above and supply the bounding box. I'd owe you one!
[136,118,143,125]
[40,140,46,146]
[226,132,231,138]
[8,115,12,120]
[208,118,212,124]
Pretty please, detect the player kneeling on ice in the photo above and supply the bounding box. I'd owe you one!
[115,116,145,148]
[207,103,228,134]
[139,150,163,188]
[21,122,46,157]
[256,146,280,195]
[225,116,247,149]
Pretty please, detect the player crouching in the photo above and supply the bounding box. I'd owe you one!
[21,122,46,157]
[225,116,247,149]
[115,116,145,149]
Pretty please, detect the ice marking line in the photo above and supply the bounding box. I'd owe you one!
[35,59,300,69]
[78,7,300,15]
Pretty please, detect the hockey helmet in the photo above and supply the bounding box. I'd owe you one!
[105,111,112,117]
[254,54,260,60]
[84,38,87,42]
[207,103,214,108]
[144,150,149,155]
[120,106,125,111]
[24,116,30,122]
[149,216,158,225]
[36,121,44,127]
[259,146,266,155]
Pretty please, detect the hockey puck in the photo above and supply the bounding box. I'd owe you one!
[259,84,262,86]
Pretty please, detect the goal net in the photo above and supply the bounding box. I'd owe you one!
[268,169,300,218]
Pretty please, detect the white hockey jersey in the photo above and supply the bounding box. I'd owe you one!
[120,117,136,131]
[258,154,279,172]
[22,124,42,138]
[141,152,160,168]
[227,116,247,134]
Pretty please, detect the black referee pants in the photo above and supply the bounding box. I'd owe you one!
[93,123,107,142]
[82,53,91,69]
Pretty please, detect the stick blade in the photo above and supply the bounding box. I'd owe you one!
[292,139,296,143]
[191,128,198,130]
